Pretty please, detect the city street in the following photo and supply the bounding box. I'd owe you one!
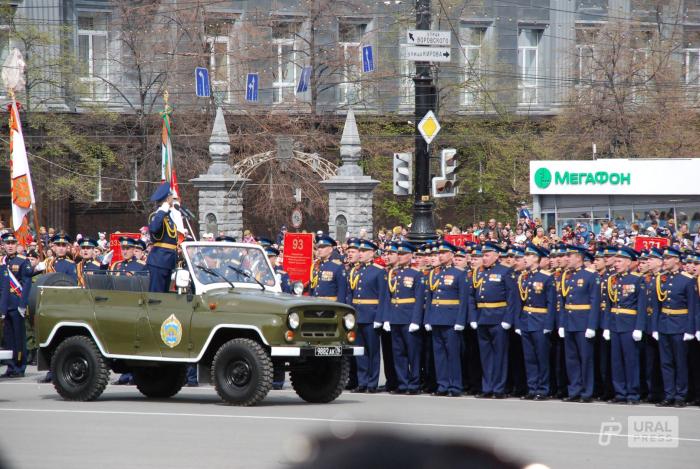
[1,368,699,469]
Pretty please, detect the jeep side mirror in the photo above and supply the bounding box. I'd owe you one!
[175,269,191,290]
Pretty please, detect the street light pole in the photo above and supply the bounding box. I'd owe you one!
[407,0,437,245]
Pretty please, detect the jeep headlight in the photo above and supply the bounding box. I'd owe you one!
[343,313,356,330]
[288,311,300,330]
[292,281,304,296]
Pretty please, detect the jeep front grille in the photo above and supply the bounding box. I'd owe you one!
[303,310,336,319]
[300,323,337,338]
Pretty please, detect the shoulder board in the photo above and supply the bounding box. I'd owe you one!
[65,259,75,264]
[332,259,343,265]
[137,260,146,265]
[585,267,596,273]
[91,261,101,266]
[373,263,385,269]
[540,270,552,276]
[17,255,26,259]
[682,272,695,279]
[631,272,643,277]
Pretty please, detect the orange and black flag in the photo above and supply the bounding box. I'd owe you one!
[8,101,35,246]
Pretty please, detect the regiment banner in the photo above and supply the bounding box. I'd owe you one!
[8,100,35,245]
[110,232,141,263]
[633,236,669,252]
[282,233,314,284]
[444,234,476,247]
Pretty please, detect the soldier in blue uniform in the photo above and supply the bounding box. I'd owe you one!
[46,234,78,283]
[507,246,527,398]
[266,247,292,294]
[594,245,617,401]
[548,244,569,398]
[0,233,33,377]
[122,239,148,276]
[349,239,389,393]
[638,248,663,402]
[384,241,424,394]
[559,245,601,403]
[309,235,347,303]
[602,246,647,404]
[468,241,520,398]
[424,241,469,397]
[652,246,697,407]
[77,238,106,286]
[462,246,483,395]
[515,243,556,400]
[109,236,131,272]
[147,182,179,292]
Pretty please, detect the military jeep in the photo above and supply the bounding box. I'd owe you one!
[35,241,361,406]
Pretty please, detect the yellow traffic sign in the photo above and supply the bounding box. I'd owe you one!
[418,110,441,144]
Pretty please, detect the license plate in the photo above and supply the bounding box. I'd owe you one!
[314,346,342,357]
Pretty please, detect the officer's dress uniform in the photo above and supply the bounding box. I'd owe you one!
[121,257,148,276]
[560,264,601,400]
[603,267,647,402]
[147,208,178,293]
[652,265,697,405]
[420,257,438,392]
[1,250,33,376]
[594,261,616,400]
[425,260,469,395]
[385,264,425,392]
[516,266,556,398]
[46,256,78,283]
[350,260,389,391]
[275,266,292,294]
[468,250,519,397]
[462,265,483,394]
[309,259,347,303]
[642,268,663,401]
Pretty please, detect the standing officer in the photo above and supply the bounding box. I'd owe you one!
[639,248,663,402]
[602,246,646,404]
[343,237,360,390]
[147,182,179,293]
[0,232,32,378]
[652,246,697,407]
[594,245,617,401]
[516,243,556,400]
[468,241,519,399]
[420,242,439,393]
[424,241,469,397]
[384,241,424,394]
[549,244,568,398]
[45,234,77,283]
[462,246,483,395]
[559,245,600,403]
[507,246,527,398]
[309,235,347,302]
[349,239,389,393]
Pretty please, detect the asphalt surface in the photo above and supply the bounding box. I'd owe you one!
[1,367,699,469]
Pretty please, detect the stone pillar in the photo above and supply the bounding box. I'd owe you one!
[320,109,378,242]
[190,108,249,239]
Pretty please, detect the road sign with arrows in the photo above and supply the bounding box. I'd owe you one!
[405,45,452,63]
[407,30,451,46]
[246,73,258,102]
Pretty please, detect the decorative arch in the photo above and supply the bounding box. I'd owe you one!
[231,150,338,180]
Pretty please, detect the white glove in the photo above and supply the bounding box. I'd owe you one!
[18,307,26,318]
[454,324,465,331]
[632,330,642,342]
[425,324,432,331]
[696,331,700,342]
[585,328,596,339]
[35,261,46,272]
[373,321,382,329]
[501,322,511,330]
[543,329,551,335]
[652,331,659,341]
[469,321,477,330]
[101,250,114,266]
[683,333,695,341]
[558,327,565,338]
[602,329,610,341]
[382,321,391,332]
[408,323,420,333]
[159,202,171,212]
[515,329,521,336]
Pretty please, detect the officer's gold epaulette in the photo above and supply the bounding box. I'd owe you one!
[17,254,26,259]
[585,267,596,273]
[64,259,75,264]
[540,269,552,276]
[631,272,643,277]
[90,260,101,266]
[137,260,146,265]
[332,259,343,265]
[682,272,695,279]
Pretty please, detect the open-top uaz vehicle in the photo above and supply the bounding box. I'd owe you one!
[34,241,361,406]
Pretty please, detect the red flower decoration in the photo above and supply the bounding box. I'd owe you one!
[661,275,668,283]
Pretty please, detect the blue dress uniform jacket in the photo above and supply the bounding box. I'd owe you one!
[602,272,647,333]
[651,271,697,335]
[385,267,425,325]
[47,257,78,283]
[560,267,601,332]
[424,267,468,327]
[467,264,520,326]
[515,269,556,332]
[2,254,33,310]
[643,274,656,334]
[275,266,293,294]
[309,259,347,303]
[147,208,179,292]
[122,258,148,275]
[1,264,26,376]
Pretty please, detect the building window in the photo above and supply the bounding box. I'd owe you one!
[683,30,700,100]
[272,22,299,104]
[461,27,484,106]
[518,29,541,105]
[630,30,652,104]
[205,19,233,101]
[78,12,109,101]
[575,27,597,86]
[338,22,366,104]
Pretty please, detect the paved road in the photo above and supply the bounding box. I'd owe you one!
[1,369,699,469]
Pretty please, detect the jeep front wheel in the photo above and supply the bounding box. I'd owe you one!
[133,365,186,398]
[51,336,109,401]
[290,357,349,403]
[211,338,273,406]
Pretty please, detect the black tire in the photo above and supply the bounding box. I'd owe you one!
[133,365,186,398]
[290,357,349,403]
[28,273,76,322]
[211,338,272,406]
[51,335,109,401]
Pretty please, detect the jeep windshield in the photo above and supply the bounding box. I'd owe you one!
[185,244,276,289]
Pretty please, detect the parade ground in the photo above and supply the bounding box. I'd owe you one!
[1,368,699,469]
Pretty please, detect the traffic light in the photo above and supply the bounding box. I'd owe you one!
[393,152,412,195]
[432,148,458,198]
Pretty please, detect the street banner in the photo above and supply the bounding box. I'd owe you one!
[444,234,476,247]
[633,236,670,252]
[282,232,314,284]
[110,232,141,263]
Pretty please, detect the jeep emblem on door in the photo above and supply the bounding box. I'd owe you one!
[160,314,183,348]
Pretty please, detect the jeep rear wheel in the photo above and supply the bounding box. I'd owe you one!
[290,357,349,403]
[211,338,273,406]
[51,336,109,401]
[133,365,186,398]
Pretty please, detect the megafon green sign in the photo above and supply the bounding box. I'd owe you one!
[534,167,630,189]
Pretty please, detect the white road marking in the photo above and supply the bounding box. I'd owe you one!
[0,407,699,443]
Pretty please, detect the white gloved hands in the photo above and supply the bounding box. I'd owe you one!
[632,330,643,342]
[454,324,465,331]
[558,327,565,338]
[602,329,610,341]
[585,328,596,339]
[543,329,552,335]
[683,333,695,341]
[652,331,659,341]
[501,322,511,330]
[424,324,432,331]
[35,261,46,272]
[18,307,26,318]
[382,321,391,332]
[159,202,171,212]
[373,321,382,329]
[515,329,521,336]
[469,322,478,330]
[696,331,700,342]
[101,250,114,266]
[408,323,420,333]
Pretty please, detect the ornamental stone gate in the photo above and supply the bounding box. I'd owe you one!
[191,108,377,241]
